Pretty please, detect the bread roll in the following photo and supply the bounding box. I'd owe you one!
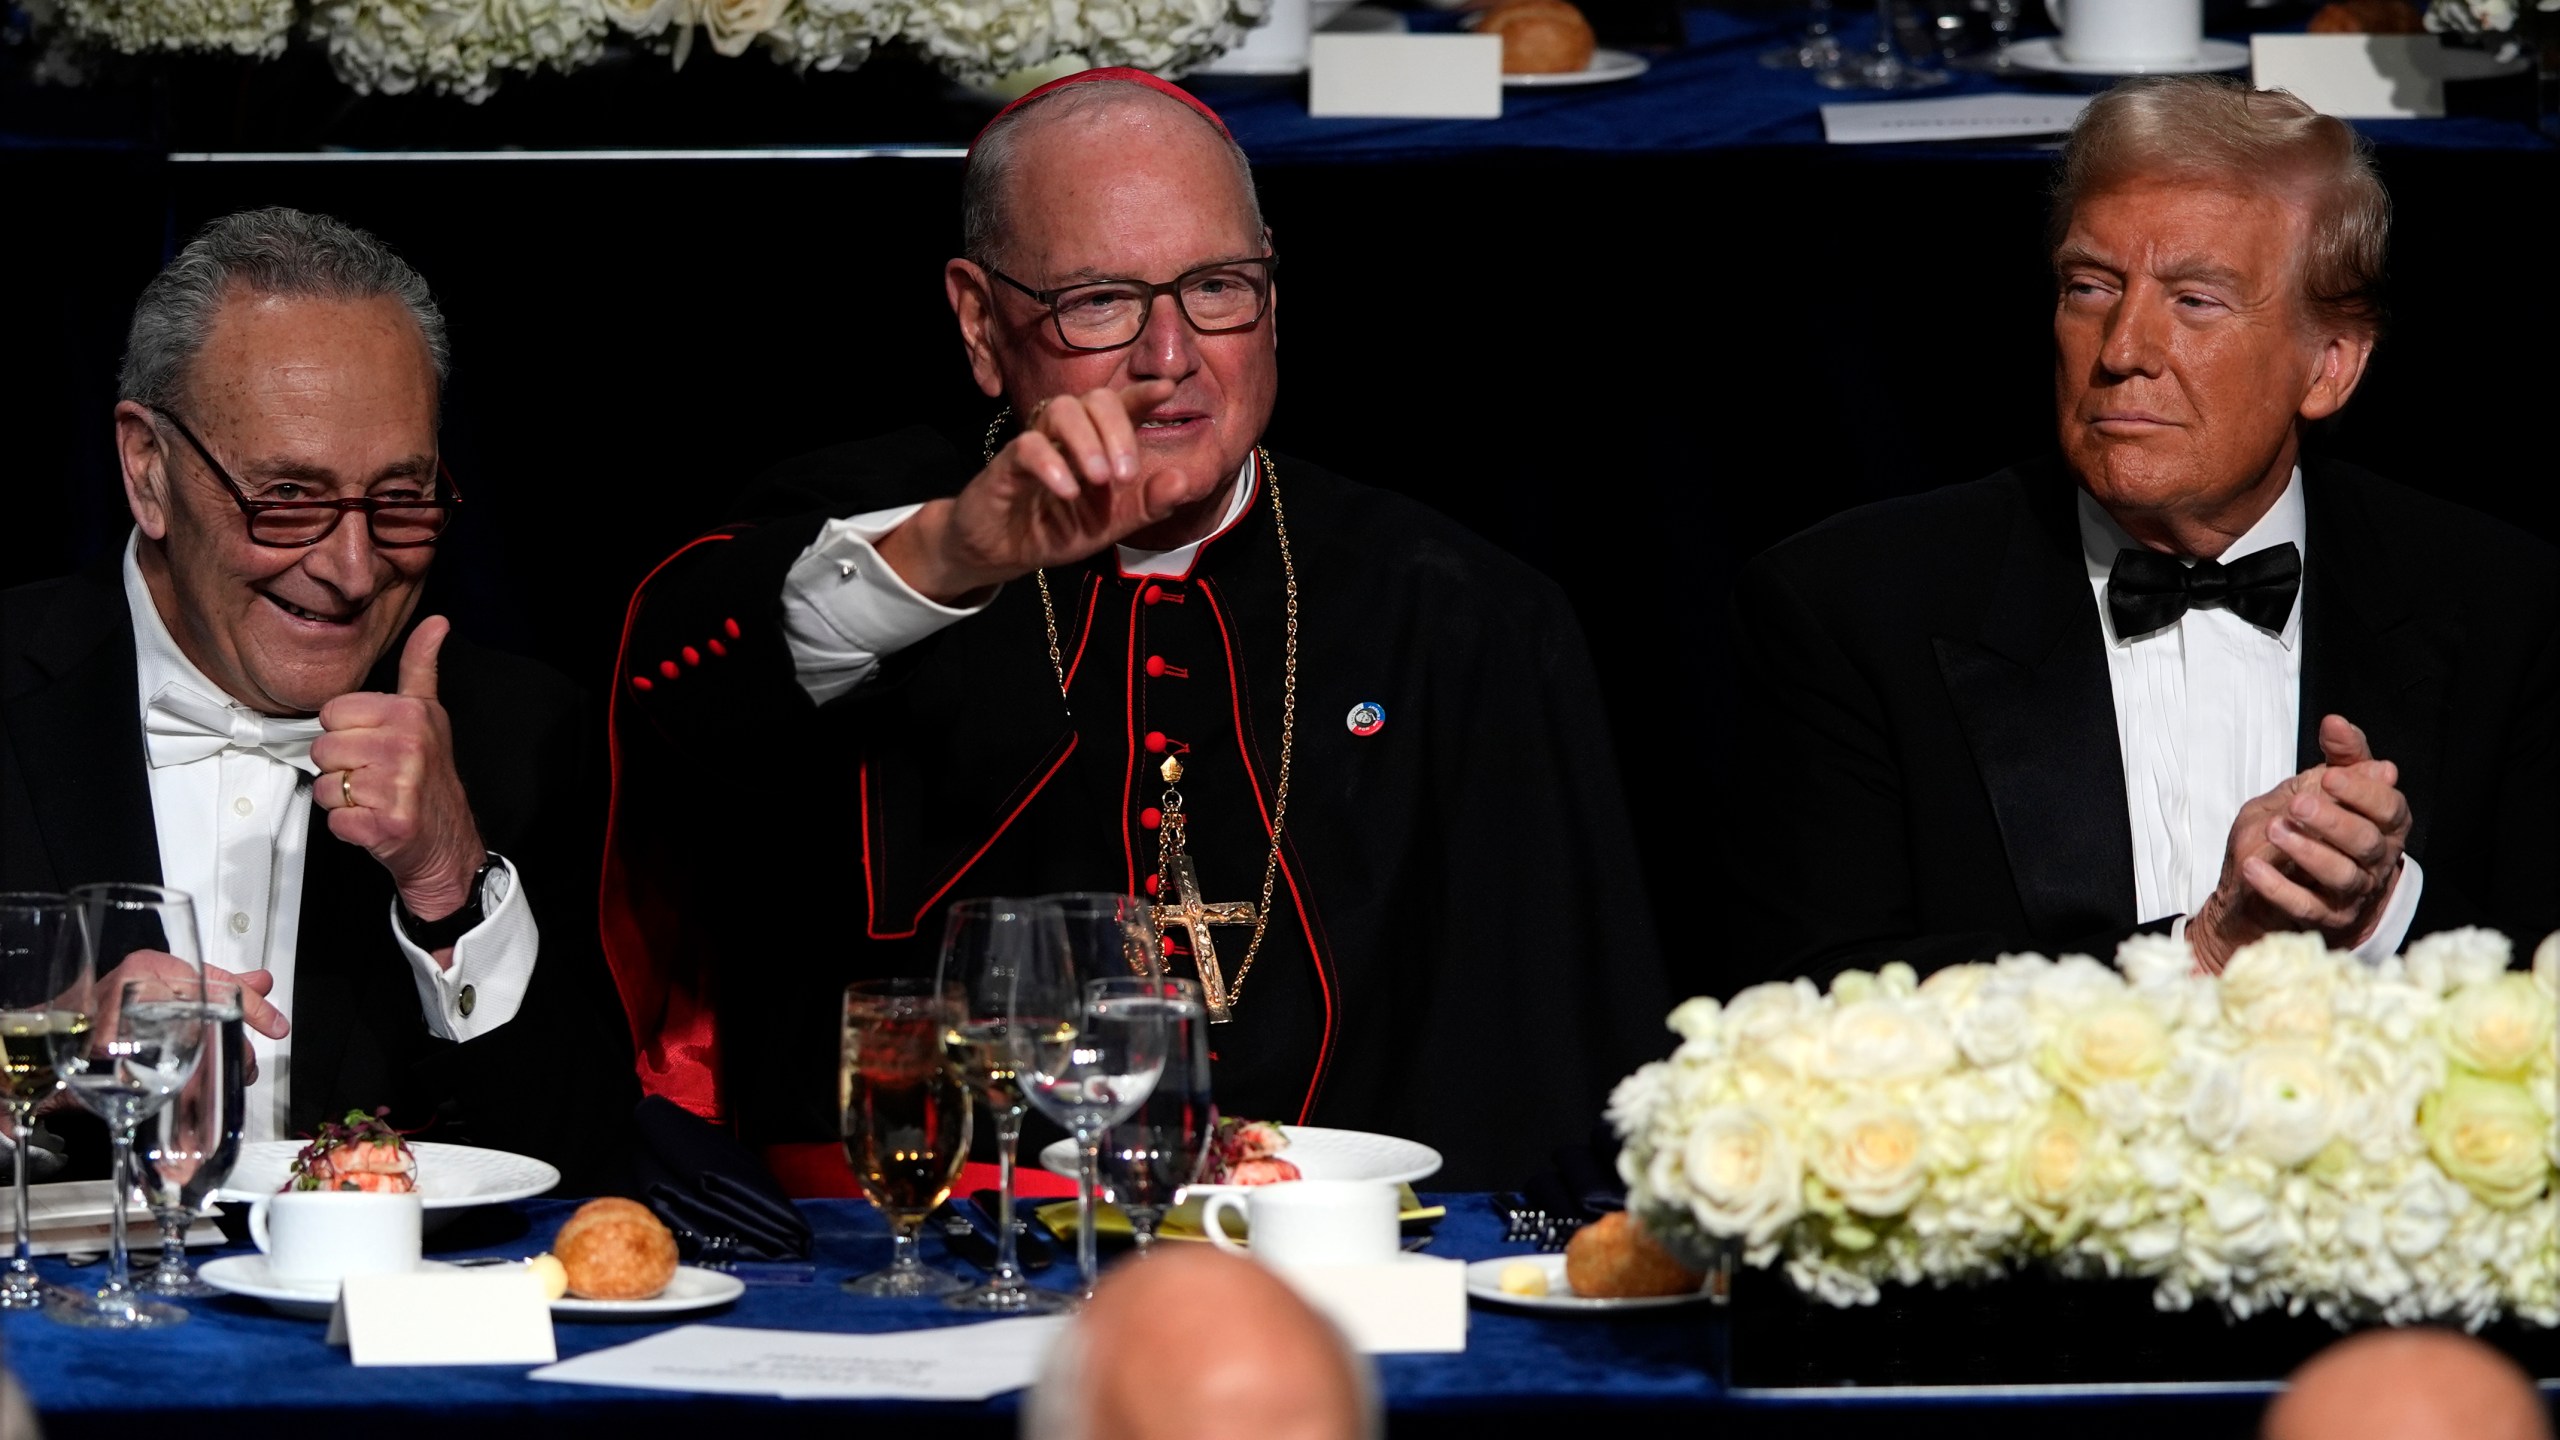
[2306,0,2422,31]
[1480,0,1596,75]
[553,1197,680,1301]
[1562,1211,1703,1299]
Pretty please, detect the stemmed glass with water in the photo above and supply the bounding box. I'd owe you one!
[2,892,84,1311]
[1096,977,1213,1258]
[133,976,245,1297]
[937,897,1074,1314]
[48,883,209,1330]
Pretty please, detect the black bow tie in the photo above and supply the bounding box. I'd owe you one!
[2106,541,2302,639]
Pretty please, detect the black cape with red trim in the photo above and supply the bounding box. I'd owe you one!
[609,427,1669,1188]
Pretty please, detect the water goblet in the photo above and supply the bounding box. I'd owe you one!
[841,978,972,1298]
[1819,0,1950,89]
[1761,0,1846,70]
[49,885,208,1330]
[2,892,81,1311]
[134,977,245,1297]
[1096,978,1213,1258]
[936,897,1074,1315]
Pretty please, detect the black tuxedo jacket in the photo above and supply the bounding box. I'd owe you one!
[1730,455,2559,987]
[2,559,636,1193]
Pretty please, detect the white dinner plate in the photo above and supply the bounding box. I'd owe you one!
[1039,1125,1442,1193]
[1505,47,1650,88]
[2001,36,2247,76]
[216,1141,562,1211]
[1464,1253,1714,1313]
[197,1255,743,1321]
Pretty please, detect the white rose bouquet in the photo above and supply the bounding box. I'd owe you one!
[1611,930,2560,1330]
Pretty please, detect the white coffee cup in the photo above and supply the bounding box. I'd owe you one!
[1202,1180,1400,1268]
[247,1190,423,1286]
[2043,0,2201,66]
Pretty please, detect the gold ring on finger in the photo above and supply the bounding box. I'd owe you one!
[340,770,356,809]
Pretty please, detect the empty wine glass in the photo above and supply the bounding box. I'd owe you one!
[936,897,1073,1315]
[1819,0,1949,89]
[2,892,80,1311]
[1095,977,1210,1259]
[48,883,208,1330]
[134,976,245,1297]
[841,978,971,1298]
[1761,0,1846,69]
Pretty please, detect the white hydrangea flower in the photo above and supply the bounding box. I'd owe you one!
[56,0,295,57]
[309,0,609,101]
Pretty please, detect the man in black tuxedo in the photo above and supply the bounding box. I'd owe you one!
[1,208,631,1190]
[1733,77,2556,984]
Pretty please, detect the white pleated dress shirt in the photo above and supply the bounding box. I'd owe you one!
[2078,472,2420,961]
[781,455,1259,703]
[122,536,539,1142]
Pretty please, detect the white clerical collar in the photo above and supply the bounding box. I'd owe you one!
[124,530,260,727]
[2079,466,2306,649]
[1114,453,1258,580]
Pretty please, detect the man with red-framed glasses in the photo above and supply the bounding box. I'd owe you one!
[1,207,631,1191]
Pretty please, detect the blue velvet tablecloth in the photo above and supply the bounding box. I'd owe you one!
[1188,8,2554,163]
[2,1194,2326,1438]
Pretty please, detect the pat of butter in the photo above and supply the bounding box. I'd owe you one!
[528,1253,569,1301]
[1498,1262,1549,1297]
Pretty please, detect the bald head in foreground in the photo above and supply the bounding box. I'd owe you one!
[1023,1248,1375,1440]
[2263,1329,2551,1440]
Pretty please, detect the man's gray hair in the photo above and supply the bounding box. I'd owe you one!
[119,207,450,412]
[962,81,1264,269]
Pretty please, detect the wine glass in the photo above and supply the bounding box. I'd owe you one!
[936,897,1073,1315]
[1818,0,1949,89]
[1097,977,1214,1258]
[1025,977,1165,1301]
[841,978,972,1298]
[133,976,245,1297]
[2,892,80,1311]
[1761,0,1845,71]
[48,883,208,1330]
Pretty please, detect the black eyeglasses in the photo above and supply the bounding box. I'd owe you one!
[150,406,461,549]
[986,256,1277,353]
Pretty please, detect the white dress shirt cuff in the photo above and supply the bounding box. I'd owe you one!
[390,855,537,1042]
[783,504,994,706]
[2353,854,2425,963]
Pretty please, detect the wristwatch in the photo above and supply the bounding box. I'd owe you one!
[397,854,498,952]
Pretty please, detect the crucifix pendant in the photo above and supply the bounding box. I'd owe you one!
[1152,850,1259,1022]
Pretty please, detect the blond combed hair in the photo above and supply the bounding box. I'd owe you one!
[2053,76,2390,336]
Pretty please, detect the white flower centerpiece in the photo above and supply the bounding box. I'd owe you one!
[1611,929,2560,1331]
[45,0,1267,98]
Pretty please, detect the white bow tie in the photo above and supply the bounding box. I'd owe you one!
[144,683,323,775]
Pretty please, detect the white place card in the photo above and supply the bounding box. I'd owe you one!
[1276,1254,1467,1353]
[1821,93,2092,145]
[2251,33,2527,119]
[529,1317,1070,1399]
[329,1271,557,1366]
[1309,34,1503,120]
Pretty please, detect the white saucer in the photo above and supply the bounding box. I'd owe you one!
[1040,1125,1442,1192]
[1505,47,1650,87]
[216,1141,561,1212]
[1463,1254,1714,1313]
[197,1255,745,1320]
[2002,36,2247,76]
[197,1255,458,1320]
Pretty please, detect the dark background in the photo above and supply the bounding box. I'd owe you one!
[6,61,2553,981]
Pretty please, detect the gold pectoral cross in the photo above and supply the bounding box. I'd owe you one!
[1152,850,1259,1022]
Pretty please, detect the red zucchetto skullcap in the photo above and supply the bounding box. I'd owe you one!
[967,67,1232,160]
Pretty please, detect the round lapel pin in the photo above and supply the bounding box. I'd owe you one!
[1345,701,1386,737]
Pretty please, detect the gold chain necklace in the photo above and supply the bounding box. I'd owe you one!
[988,413,1298,1020]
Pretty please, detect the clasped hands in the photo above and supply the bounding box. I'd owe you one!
[878,380,1230,606]
[2189,715,2412,974]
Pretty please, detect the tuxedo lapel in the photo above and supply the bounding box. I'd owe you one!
[1933,466,2138,942]
[4,566,164,893]
[2297,463,2451,861]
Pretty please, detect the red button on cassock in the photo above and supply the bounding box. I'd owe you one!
[1146,655,1167,678]
[1144,731,1167,753]
[1144,875,1161,895]
[1144,585,1167,606]
[659,660,680,680]
[682,646,702,667]
[1140,807,1163,830]
[723,617,742,639]
[708,639,728,658]
[632,676,655,692]
[1160,935,1178,957]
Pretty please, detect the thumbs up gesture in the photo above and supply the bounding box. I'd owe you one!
[312,615,488,933]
